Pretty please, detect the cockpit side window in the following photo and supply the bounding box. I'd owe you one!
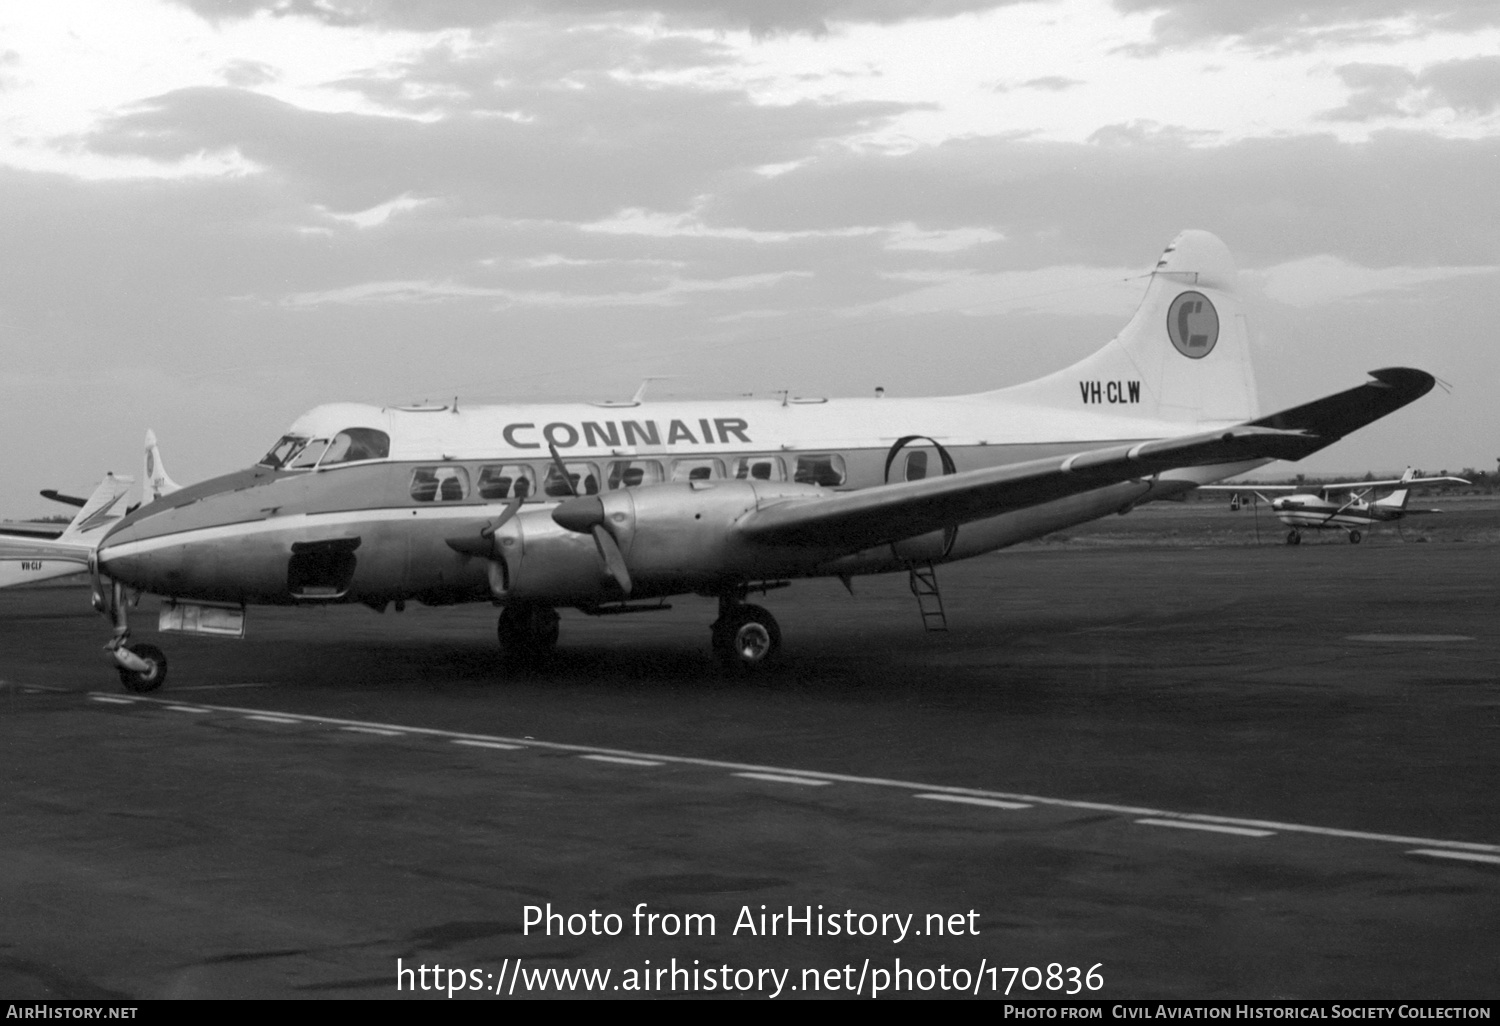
[287,439,330,470]
[320,427,390,466]
[260,435,309,470]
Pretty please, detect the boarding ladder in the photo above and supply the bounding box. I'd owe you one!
[906,561,948,633]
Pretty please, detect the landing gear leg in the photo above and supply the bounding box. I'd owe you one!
[100,578,167,692]
[497,604,560,662]
[1286,529,1301,546]
[710,593,781,671]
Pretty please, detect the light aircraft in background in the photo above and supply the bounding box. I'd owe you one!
[1200,468,1469,545]
[0,432,181,589]
[90,230,1438,692]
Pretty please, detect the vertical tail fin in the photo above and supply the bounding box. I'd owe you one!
[58,473,134,540]
[1374,467,1418,510]
[986,230,1259,425]
[143,430,182,505]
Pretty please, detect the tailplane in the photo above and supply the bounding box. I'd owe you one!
[987,230,1258,425]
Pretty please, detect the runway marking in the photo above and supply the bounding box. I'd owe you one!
[1346,634,1474,643]
[166,705,211,714]
[916,794,1030,811]
[342,726,405,737]
[452,739,525,751]
[1407,849,1500,866]
[89,692,1500,858]
[735,772,833,787]
[168,682,274,691]
[581,754,664,767]
[1136,818,1275,838]
[244,714,300,725]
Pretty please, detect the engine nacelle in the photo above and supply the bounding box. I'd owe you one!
[491,508,619,605]
[541,480,831,600]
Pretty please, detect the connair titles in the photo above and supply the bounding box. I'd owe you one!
[90,231,1437,690]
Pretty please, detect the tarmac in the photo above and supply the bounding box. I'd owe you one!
[1,503,1496,999]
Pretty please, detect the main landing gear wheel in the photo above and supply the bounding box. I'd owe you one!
[711,603,781,672]
[497,604,560,662]
[1348,529,1362,544]
[1286,529,1301,546]
[116,642,167,693]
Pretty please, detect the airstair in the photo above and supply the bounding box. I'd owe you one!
[906,562,948,632]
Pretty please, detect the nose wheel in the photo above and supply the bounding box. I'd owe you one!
[98,576,169,691]
[711,602,781,671]
[116,643,167,693]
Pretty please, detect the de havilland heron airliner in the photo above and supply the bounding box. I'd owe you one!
[70,231,1438,691]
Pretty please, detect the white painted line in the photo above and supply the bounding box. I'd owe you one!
[916,793,1031,811]
[244,714,299,725]
[581,754,664,767]
[452,739,524,751]
[169,682,274,691]
[90,696,137,705]
[735,772,832,787]
[342,726,405,737]
[1408,849,1500,866]
[91,692,1500,857]
[1137,818,1275,838]
[166,706,211,714]
[1346,634,1473,643]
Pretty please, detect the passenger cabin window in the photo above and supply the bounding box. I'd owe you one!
[477,464,537,501]
[544,462,600,497]
[320,427,390,466]
[732,456,784,482]
[606,460,663,490]
[411,466,471,503]
[670,458,724,483]
[904,450,928,481]
[793,454,847,487]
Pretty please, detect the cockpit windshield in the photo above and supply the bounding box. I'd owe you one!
[259,428,389,470]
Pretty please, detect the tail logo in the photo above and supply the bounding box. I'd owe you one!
[1167,291,1219,360]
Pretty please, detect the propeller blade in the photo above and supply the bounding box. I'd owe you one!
[446,496,524,556]
[591,524,632,597]
[547,443,578,497]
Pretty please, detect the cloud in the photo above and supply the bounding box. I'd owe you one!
[1321,55,1500,121]
[167,0,1027,34]
[82,81,913,220]
[1255,254,1500,307]
[1109,0,1500,52]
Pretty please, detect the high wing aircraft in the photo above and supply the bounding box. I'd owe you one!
[1,431,182,589]
[91,230,1438,692]
[1199,467,1469,545]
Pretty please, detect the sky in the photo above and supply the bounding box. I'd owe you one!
[3,0,1498,516]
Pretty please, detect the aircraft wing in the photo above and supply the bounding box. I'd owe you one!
[0,521,66,540]
[1196,484,1298,493]
[740,368,1434,550]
